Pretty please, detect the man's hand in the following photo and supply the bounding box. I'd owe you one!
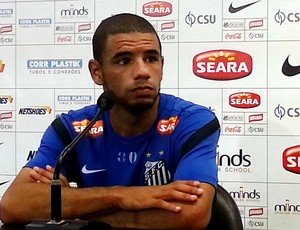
[114,180,204,213]
[30,166,203,213]
[30,165,70,187]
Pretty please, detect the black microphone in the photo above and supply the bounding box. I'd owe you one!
[25,91,114,230]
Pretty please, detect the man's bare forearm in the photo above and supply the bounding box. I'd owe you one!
[96,200,211,230]
[0,169,205,226]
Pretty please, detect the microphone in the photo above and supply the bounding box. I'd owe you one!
[25,91,114,230]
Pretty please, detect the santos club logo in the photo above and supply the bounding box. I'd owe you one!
[193,50,252,80]
[282,145,300,174]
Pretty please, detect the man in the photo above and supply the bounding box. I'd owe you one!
[0,13,220,229]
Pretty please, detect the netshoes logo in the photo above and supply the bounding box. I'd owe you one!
[0,95,13,104]
[142,1,172,17]
[18,106,52,115]
[157,116,179,135]
[229,92,260,109]
[73,119,104,138]
[193,49,252,80]
[0,59,5,73]
[282,145,300,174]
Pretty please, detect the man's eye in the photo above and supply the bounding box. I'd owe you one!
[146,56,159,63]
[117,58,130,65]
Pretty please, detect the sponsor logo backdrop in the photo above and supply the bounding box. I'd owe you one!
[1,0,300,229]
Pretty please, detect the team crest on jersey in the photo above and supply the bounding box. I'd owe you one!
[72,119,104,138]
[157,116,179,135]
[143,159,171,185]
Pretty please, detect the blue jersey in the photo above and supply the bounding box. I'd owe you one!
[26,93,220,188]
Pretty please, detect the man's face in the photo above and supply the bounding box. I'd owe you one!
[99,32,164,111]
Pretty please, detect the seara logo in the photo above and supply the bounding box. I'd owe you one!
[142,1,172,17]
[229,92,260,108]
[157,116,179,135]
[283,145,300,174]
[192,50,252,80]
[73,119,104,138]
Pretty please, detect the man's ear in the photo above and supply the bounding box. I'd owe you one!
[161,56,164,78]
[89,59,103,85]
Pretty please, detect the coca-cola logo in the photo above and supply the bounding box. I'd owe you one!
[229,92,261,109]
[56,35,72,43]
[193,49,252,80]
[283,145,300,174]
[225,32,242,40]
[224,126,242,133]
[142,1,172,17]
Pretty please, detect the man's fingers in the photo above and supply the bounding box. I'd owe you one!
[30,167,52,183]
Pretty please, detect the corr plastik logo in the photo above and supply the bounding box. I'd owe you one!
[283,145,300,174]
[229,92,260,109]
[58,95,92,105]
[18,106,52,115]
[142,1,172,17]
[73,119,104,138]
[27,59,83,69]
[157,116,179,135]
[193,50,252,80]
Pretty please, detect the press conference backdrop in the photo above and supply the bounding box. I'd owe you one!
[1,0,300,229]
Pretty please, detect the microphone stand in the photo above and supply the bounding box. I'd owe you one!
[25,92,114,230]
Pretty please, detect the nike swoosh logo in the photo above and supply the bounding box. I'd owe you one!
[229,0,261,13]
[282,55,300,77]
[81,165,106,174]
[0,142,3,145]
[0,180,9,186]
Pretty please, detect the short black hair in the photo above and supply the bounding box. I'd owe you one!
[92,13,162,63]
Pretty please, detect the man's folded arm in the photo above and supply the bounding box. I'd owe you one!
[0,167,209,229]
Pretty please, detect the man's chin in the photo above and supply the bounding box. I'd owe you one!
[128,101,155,112]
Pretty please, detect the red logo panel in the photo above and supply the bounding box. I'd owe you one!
[283,145,300,174]
[142,1,172,17]
[193,50,252,80]
[229,92,260,108]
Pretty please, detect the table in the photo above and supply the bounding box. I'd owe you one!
[0,223,24,230]
[0,220,113,230]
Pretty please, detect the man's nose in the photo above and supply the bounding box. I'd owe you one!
[134,60,150,79]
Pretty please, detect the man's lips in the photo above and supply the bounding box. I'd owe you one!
[131,85,153,91]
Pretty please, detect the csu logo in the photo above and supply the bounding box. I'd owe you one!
[282,145,300,174]
[193,50,252,80]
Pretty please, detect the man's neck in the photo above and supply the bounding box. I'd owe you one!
[109,100,159,137]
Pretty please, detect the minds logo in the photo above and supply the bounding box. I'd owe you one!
[142,1,172,17]
[193,50,252,80]
[217,149,252,173]
[282,145,300,174]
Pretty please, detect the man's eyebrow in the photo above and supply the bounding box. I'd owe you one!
[112,49,161,60]
[112,51,132,60]
[145,49,161,56]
